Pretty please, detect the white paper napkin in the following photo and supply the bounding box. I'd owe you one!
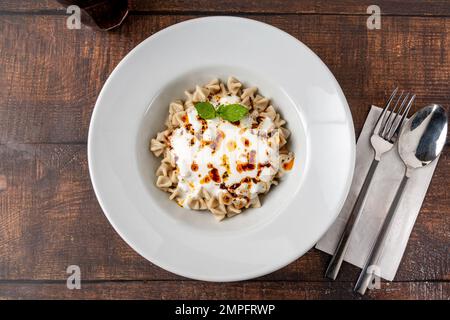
[315,105,440,281]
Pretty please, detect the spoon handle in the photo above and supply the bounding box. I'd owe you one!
[325,158,380,280]
[354,174,409,295]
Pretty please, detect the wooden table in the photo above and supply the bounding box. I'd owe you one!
[0,0,449,300]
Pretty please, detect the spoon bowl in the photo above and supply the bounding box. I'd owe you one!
[399,104,448,171]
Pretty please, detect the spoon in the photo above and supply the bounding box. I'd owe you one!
[354,104,448,295]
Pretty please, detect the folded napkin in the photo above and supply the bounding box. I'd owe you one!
[316,105,440,281]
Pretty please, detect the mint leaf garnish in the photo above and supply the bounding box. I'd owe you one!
[217,104,248,122]
[216,104,226,115]
[195,102,248,122]
[195,102,216,120]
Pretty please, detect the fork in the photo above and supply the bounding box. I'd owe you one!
[325,88,416,280]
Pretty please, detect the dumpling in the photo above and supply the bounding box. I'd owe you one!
[218,191,232,205]
[206,196,219,210]
[278,152,295,177]
[261,105,276,121]
[161,149,176,167]
[205,78,220,94]
[227,204,242,215]
[241,87,257,100]
[279,127,290,139]
[231,198,247,210]
[279,145,289,155]
[277,128,287,147]
[186,197,199,209]
[210,203,227,220]
[169,186,182,200]
[184,90,195,109]
[156,175,172,188]
[228,203,242,213]
[192,85,209,102]
[217,83,228,96]
[274,113,286,128]
[171,110,187,127]
[156,162,171,177]
[201,188,212,200]
[241,87,257,108]
[156,130,170,144]
[253,94,270,112]
[150,138,166,157]
[214,214,226,221]
[169,100,184,114]
[227,76,242,95]
[250,196,261,208]
[169,169,178,184]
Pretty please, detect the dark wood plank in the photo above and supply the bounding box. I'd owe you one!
[0,281,448,300]
[0,143,448,281]
[1,0,450,16]
[131,0,450,16]
[1,14,450,144]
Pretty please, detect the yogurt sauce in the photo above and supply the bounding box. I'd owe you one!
[169,95,280,208]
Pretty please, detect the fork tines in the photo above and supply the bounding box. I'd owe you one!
[376,88,415,142]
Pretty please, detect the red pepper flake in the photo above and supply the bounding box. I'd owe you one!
[200,175,211,184]
[236,162,256,173]
[282,158,295,171]
[229,182,240,190]
[221,171,229,181]
[208,167,221,183]
[197,116,208,134]
[200,140,212,148]
[241,137,250,148]
[191,161,199,172]
[257,162,271,177]
[236,150,257,173]
[222,193,231,204]
[184,123,194,135]
[242,177,252,183]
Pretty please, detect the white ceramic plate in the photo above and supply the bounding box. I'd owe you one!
[88,16,355,281]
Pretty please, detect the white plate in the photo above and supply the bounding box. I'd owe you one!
[88,16,355,281]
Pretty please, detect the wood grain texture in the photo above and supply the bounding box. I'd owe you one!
[1,14,450,144]
[1,0,450,16]
[0,281,448,300]
[0,1,449,300]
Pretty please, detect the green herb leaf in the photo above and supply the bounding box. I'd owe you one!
[195,102,216,120]
[216,104,226,115]
[217,104,249,122]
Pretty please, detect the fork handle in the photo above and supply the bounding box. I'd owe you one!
[354,174,409,295]
[325,158,379,280]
